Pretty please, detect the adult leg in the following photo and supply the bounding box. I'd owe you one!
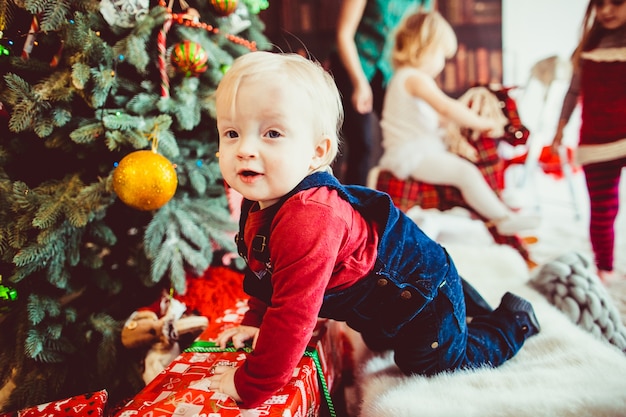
[329,54,377,186]
[583,158,625,272]
[343,111,376,186]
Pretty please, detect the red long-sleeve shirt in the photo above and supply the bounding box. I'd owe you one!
[234,187,379,408]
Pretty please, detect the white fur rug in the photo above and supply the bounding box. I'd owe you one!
[347,243,626,417]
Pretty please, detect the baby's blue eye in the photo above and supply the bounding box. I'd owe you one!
[267,130,281,139]
[225,130,239,138]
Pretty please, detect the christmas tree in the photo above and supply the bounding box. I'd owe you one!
[0,0,270,411]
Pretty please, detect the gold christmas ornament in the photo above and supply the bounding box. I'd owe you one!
[113,150,178,211]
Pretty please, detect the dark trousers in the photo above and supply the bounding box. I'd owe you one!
[329,53,385,186]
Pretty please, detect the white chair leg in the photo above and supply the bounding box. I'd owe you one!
[558,146,582,221]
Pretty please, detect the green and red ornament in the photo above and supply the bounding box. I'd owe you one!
[210,0,238,16]
[113,150,178,211]
[171,40,208,77]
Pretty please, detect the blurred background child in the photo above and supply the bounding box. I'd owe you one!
[378,10,541,236]
[550,0,626,282]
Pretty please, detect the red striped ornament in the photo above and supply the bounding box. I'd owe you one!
[171,40,208,78]
[158,17,173,96]
[21,15,39,60]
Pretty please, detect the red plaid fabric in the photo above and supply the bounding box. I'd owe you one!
[375,136,530,261]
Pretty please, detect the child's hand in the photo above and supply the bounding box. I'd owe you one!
[478,119,505,139]
[444,125,478,162]
[215,325,259,349]
[551,128,564,154]
[208,365,241,402]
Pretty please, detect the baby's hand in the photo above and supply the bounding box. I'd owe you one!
[215,325,259,349]
[208,365,241,402]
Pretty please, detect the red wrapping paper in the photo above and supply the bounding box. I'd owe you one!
[115,299,344,417]
[0,390,108,417]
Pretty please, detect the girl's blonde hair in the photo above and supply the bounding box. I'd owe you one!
[215,51,343,171]
[391,10,457,69]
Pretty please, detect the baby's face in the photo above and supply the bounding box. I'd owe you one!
[217,75,326,209]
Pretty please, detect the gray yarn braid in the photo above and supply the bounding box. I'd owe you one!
[531,251,626,352]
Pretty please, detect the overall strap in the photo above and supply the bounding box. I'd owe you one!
[234,172,344,265]
[234,198,270,263]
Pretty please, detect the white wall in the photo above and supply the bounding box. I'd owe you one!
[502,0,587,87]
[503,0,588,148]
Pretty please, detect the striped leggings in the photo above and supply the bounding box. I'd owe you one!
[583,157,626,272]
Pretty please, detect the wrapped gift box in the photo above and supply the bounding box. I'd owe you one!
[114,299,344,417]
[0,390,108,417]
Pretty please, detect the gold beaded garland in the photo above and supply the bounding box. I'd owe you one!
[157,0,256,51]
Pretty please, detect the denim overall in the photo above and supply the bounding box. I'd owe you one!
[237,172,530,376]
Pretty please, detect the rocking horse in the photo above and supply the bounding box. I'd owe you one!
[368,85,533,262]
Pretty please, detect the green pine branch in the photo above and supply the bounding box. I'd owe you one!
[0,0,271,410]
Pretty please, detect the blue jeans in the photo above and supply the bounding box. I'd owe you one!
[322,246,528,375]
[313,173,530,375]
[388,263,529,375]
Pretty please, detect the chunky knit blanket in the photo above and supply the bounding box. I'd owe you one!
[530,251,626,352]
[348,244,626,417]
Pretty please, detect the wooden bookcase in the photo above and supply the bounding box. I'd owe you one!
[258,0,341,67]
[437,0,503,96]
[258,0,502,94]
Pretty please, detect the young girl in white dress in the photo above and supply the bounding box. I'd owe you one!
[379,10,540,235]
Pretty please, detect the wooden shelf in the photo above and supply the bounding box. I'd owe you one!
[258,0,340,64]
[258,0,502,95]
[439,0,503,96]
